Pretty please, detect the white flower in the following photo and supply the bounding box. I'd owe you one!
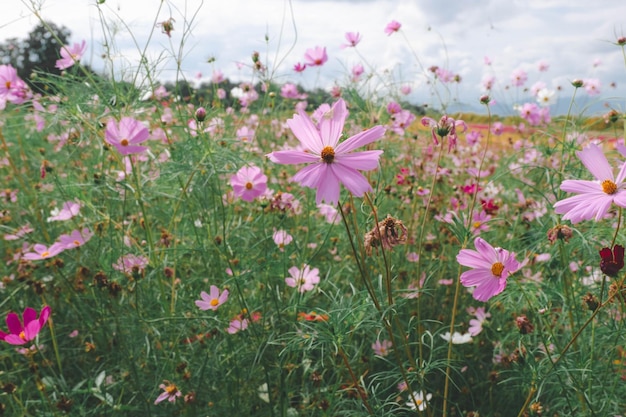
[536,88,556,107]
[440,331,473,344]
[406,390,432,411]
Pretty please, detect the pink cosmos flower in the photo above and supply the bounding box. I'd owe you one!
[421,115,467,152]
[55,40,87,70]
[0,64,30,105]
[317,203,340,224]
[285,264,320,293]
[55,228,93,250]
[554,143,626,223]
[267,99,386,204]
[105,117,150,155]
[273,229,293,251]
[22,243,64,261]
[227,317,249,334]
[195,285,229,311]
[112,254,149,275]
[584,78,601,96]
[510,68,528,87]
[456,237,522,302]
[0,306,51,345]
[385,20,401,35]
[154,381,182,404]
[47,200,81,222]
[467,306,491,336]
[341,32,361,48]
[230,165,267,202]
[371,339,392,356]
[304,46,328,67]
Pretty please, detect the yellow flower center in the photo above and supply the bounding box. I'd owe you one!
[210,298,219,306]
[321,146,335,163]
[73,240,81,246]
[473,221,481,229]
[245,182,254,190]
[19,331,26,341]
[491,262,505,277]
[165,384,178,394]
[5,81,11,89]
[41,251,50,258]
[120,139,129,147]
[602,179,618,195]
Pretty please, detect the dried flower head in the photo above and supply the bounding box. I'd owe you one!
[582,292,599,312]
[364,215,408,255]
[599,245,625,277]
[546,224,573,244]
[515,315,534,334]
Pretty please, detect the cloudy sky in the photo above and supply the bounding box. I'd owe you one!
[2,0,626,114]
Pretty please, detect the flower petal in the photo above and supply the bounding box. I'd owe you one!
[576,143,613,182]
[335,125,386,154]
[329,163,372,197]
[287,112,323,154]
[267,150,320,165]
[318,98,347,148]
[335,150,383,171]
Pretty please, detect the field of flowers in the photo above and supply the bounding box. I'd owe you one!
[1,9,626,417]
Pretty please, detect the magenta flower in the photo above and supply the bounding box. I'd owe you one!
[112,254,149,275]
[341,31,362,48]
[55,228,93,250]
[285,264,320,293]
[154,381,182,405]
[293,62,307,73]
[456,237,521,302]
[55,40,87,70]
[105,117,150,155]
[303,46,328,67]
[267,99,386,205]
[195,286,229,311]
[384,20,401,35]
[0,306,51,345]
[554,143,626,223]
[22,243,64,261]
[230,165,267,202]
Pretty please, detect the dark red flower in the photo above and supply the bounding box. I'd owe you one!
[599,245,625,277]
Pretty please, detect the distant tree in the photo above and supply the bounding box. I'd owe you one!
[0,21,71,90]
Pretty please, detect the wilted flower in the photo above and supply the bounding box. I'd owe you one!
[515,315,534,334]
[364,215,408,255]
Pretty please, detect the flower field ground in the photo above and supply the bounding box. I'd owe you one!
[1,8,626,417]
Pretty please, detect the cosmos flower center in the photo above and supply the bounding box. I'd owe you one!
[602,179,618,195]
[165,384,178,394]
[41,251,50,258]
[245,182,254,190]
[5,81,11,89]
[210,298,219,306]
[120,138,129,147]
[321,146,335,163]
[73,240,81,246]
[491,262,505,277]
[19,331,26,341]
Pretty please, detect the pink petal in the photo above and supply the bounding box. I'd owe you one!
[314,169,341,204]
[335,150,383,171]
[6,312,22,335]
[576,143,613,181]
[460,269,491,287]
[457,249,492,270]
[329,163,372,197]
[267,150,319,165]
[472,277,506,302]
[473,238,498,263]
[335,125,386,154]
[318,98,347,148]
[559,179,601,194]
[292,163,326,189]
[287,112,323,154]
